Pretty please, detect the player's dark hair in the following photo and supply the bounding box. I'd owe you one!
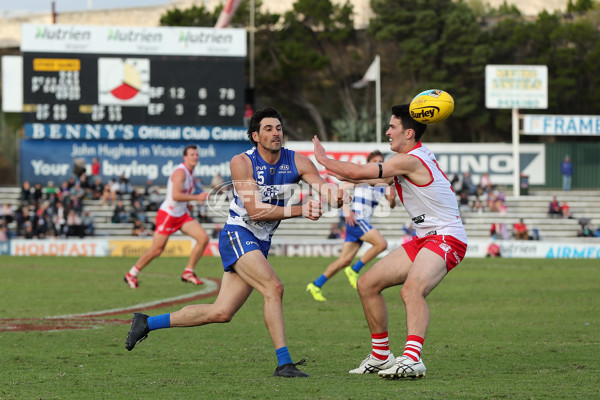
[367,150,384,162]
[183,144,197,156]
[247,107,283,146]
[391,104,427,142]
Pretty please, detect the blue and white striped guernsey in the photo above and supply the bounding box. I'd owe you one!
[349,185,387,224]
[225,147,300,242]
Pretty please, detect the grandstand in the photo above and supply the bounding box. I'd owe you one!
[1,185,598,242]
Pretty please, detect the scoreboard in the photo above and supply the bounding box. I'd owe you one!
[20,24,247,127]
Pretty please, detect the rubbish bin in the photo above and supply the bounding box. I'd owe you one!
[520,174,529,196]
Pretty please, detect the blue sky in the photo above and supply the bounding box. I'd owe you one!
[0,0,169,14]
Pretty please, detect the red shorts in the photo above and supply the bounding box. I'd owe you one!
[154,209,194,236]
[402,234,467,272]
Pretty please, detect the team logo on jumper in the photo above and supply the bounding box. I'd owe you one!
[270,167,275,175]
[260,185,279,199]
[412,214,426,224]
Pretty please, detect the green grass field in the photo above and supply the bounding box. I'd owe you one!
[1,255,598,399]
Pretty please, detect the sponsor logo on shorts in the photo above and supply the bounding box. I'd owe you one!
[439,243,451,253]
[245,241,258,246]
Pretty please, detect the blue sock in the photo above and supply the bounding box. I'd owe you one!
[352,260,365,273]
[314,274,328,288]
[147,313,170,331]
[275,346,293,366]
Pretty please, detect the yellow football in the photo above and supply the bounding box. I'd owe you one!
[409,89,454,124]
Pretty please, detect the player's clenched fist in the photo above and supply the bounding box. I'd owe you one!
[302,199,323,221]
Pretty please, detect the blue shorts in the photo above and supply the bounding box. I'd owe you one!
[345,218,373,243]
[218,224,271,272]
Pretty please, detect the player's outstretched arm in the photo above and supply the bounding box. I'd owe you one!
[312,136,425,184]
[295,152,350,209]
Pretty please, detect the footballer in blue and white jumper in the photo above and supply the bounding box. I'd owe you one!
[307,150,396,302]
[125,108,349,378]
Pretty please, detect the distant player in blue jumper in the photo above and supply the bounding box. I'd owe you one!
[125,108,349,378]
[307,150,396,301]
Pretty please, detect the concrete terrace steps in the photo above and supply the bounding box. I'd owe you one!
[1,186,599,240]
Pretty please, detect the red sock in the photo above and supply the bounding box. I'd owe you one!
[371,332,390,360]
[403,335,424,362]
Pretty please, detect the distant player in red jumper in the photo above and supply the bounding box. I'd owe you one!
[124,144,209,289]
[313,104,468,379]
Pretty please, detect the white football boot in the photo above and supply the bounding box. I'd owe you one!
[378,355,427,379]
[349,353,395,374]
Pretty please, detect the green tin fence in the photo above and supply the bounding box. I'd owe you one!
[545,142,600,189]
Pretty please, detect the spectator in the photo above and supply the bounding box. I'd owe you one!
[548,196,562,218]
[490,223,497,239]
[478,173,494,197]
[91,177,104,200]
[560,201,573,219]
[0,220,8,242]
[479,172,491,191]
[487,190,506,213]
[69,182,85,211]
[102,180,118,207]
[513,218,529,240]
[20,181,33,204]
[82,211,95,237]
[54,201,68,237]
[132,219,149,237]
[458,191,471,213]
[144,179,158,198]
[35,202,51,238]
[91,157,101,177]
[44,181,59,198]
[130,189,144,208]
[59,180,71,205]
[561,155,572,191]
[24,220,35,239]
[146,186,163,212]
[129,200,147,223]
[461,171,476,195]
[486,241,501,257]
[72,158,86,180]
[118,173,133,196]
[1,203,14,224]
[111,200,128,223]
[67,209,84,238]
[78,172,92,199]
[471,196,484,214]
[32,183,44,203]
